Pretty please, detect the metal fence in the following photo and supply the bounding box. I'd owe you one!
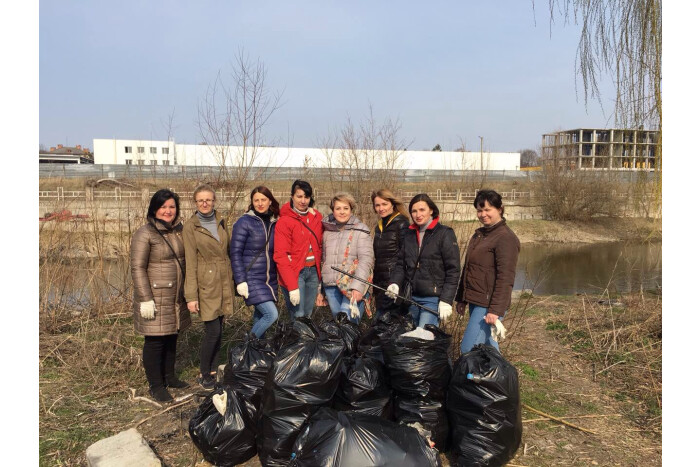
[39,163,535,182]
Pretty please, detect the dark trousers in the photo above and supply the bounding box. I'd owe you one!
[200,316,223,377]
[143,334,178,390]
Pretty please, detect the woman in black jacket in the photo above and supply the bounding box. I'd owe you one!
[371,189,410,317]
[386,193,461,327]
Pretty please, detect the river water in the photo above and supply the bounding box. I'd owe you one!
[515,241,661,295]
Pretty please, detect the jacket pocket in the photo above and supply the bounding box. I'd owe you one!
[465,263,488,296]
[151,280,174,289]
[197,263,217,289]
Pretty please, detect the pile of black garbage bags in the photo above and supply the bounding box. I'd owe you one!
[188,312,522,466]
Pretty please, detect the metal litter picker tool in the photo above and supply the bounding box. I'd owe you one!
[331,266,439,317]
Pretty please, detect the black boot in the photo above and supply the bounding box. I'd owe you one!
[165,375,190,389]
[163,334,189,388]
[149,385,174,402]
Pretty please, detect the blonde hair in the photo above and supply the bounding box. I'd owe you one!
[330,192,357,211]
[193,183,216,201]
[371,188,409,218]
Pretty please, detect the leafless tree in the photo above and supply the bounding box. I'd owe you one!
[520,148,540,167]
[318,105,410,219]
[197,50,283,220]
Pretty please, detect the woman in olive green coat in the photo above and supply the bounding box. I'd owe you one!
[183,184,234,389]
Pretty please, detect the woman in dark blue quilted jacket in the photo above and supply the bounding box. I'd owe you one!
[230,186,280,337]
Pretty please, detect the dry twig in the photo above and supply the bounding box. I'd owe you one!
[134,394,196,428]
[128,388,163,409]
[522,404,598,435]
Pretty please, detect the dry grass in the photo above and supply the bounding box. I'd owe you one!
[529,289,662,434]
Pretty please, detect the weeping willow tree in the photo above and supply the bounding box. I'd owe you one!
[548,0,662,215]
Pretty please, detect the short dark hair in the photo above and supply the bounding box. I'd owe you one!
[148,189,180,220]
[248,185,280,216]
[473,189,504,214]
[408,193,439,218]
[290,179,315,207]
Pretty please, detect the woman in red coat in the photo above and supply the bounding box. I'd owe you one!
[273,180,323,320]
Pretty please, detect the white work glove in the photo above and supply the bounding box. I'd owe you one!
[385,283,399,299]
[236,282,249,299]
[490,319,507,342]
[438,301,453,320]
[212,391,227,416]
[349,297,360,320]
[289,289,301,306]
[140,300,156,320]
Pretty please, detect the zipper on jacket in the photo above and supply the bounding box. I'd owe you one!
[253,214,275,297]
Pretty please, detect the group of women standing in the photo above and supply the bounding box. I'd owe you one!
[131,181,520,402]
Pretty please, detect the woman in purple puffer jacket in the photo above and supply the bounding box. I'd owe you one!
[230,186,280,338]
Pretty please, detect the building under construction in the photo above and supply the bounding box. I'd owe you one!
[541,128,659,170]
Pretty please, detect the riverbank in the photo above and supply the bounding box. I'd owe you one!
[508,217,661,244]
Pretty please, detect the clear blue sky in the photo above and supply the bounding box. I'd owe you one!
[40,1,617,153]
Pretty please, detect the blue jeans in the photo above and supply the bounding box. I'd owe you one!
[407,295,440,328]
[323,285,366,325]
[251,300,279,338]
[281,266,319,320]
[460,304,504,354]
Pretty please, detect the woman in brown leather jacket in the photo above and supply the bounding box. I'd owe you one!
[456,190,520,354]
[131,189,191,402]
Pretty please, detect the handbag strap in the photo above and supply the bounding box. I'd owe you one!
[339,229,354,270]
[151,224,185,277]
[296,217,321,247]
[244,232,271,274]
[408,227,431,284]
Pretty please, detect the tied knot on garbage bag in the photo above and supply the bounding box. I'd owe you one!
[188,387,257,466]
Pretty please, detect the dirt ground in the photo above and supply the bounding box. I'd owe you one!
[103,295,661,467]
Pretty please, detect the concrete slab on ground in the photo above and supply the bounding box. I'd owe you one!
[86,428,161,467]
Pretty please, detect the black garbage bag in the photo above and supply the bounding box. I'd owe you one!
[289,407,441,467]
[447,344,522,466]
[222,334,276,423]
[268,319,314,352]
[188,387,257,466]
[258,319,346,467]
[333,355,393,419]
[319,313,362,355]
[383,324,452,451]
[357,312,415,364]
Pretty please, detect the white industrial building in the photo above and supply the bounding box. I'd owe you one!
[93,139,520,171]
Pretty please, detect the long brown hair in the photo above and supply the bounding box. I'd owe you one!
[371,188,409,219]
[248,185,280,216]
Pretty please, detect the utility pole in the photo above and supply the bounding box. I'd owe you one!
[479,136,484,171]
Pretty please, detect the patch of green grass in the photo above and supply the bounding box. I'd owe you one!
[41,427,113,466]
[521,388,567,416]
[580,401,599,413]
[545,320,567,331]
[571,340,593,351]
[515,362,539,379]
